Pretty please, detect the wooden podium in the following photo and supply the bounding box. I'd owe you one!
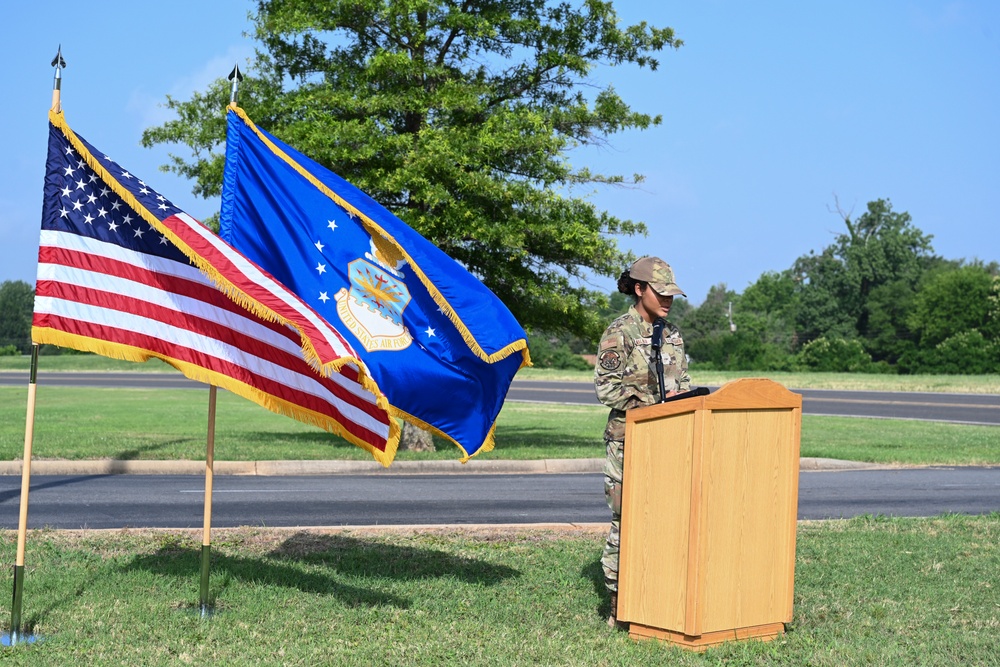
[618,378,802,651]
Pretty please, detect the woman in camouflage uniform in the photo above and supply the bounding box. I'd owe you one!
[595,256,691,628]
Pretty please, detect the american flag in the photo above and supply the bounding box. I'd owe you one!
[32,113,398,462]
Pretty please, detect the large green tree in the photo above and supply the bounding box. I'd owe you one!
[790,247,857,345]
[142,0,680,338]
[791,199,935,358]
[737,270,798,349]
[672,283,736,367]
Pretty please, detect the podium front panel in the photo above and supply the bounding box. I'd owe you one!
[619,409,697,631]
[699,408,798,631]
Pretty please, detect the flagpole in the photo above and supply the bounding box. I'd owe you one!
[199,385,217,618]
[6,346,40,647]
[198,64,239,617]
[6,48,64,648]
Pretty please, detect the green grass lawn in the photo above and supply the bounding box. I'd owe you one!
[2,356,998,664]
[0,354,179,373]
[1,515,998,665]
[1,386,999,465]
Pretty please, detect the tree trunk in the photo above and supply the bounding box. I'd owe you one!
[399,421,435,452]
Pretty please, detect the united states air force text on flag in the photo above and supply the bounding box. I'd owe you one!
[34,109,398,462]
[220,106,530,462]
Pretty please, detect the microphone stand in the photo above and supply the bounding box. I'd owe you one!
[651,317,666,403]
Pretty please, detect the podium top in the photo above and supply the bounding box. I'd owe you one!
[626,378,802,424]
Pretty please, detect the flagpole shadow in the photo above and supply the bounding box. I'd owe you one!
[108,438,199,462]
[121,531,520,610]
[0,474,114,505]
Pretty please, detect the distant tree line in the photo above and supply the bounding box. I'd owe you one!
[529,199,999,374]
[670,199,1000,374]
[0,280,33,355]
[5,200,998,373]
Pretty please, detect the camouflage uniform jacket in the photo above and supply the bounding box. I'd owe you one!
[594,306,691,442]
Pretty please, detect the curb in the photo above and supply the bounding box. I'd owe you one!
[797,457,894,471]
[0,457,880,476]
[0,458,605,476]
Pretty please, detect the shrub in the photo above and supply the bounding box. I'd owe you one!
[527,334,592,370]
[909,330,1000,374]
[796,337,873,372]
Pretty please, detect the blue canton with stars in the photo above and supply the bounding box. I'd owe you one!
[41,122,192,266]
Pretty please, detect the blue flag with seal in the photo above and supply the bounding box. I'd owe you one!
[220,106,530,462]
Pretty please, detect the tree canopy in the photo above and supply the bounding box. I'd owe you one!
[142,0,680,338]
[670,198,1000,374]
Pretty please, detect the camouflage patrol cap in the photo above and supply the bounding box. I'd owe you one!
[629,256,686,297]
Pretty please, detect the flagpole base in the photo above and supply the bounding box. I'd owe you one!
[2,631,42,647]
[198,544,213,619]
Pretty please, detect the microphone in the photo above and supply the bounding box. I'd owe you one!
[651,317,666,351]
[660,386,711,403]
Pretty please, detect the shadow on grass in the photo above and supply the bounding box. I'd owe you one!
[230,431,351,447]
[123,546,409,608]
[267,532,520,584]
[111,437,198,461]
[17,578,90,640]
[581,557,612,621]
[492,425,596,450]
[122,532,520,610]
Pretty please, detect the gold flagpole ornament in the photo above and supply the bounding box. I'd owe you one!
[51,46,65,113]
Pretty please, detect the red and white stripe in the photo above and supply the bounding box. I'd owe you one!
[33,228,391,450]
[161,212,359,369]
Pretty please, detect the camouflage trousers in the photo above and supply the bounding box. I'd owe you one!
[601,438,624,593]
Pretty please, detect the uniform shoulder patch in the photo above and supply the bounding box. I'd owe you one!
[598,349,622,371]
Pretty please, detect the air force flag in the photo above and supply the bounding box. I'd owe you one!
[220,106,530,462]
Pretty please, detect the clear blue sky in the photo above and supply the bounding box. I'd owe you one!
[3,1,998,306]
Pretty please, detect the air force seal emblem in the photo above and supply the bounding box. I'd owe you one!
[335,237,413,352]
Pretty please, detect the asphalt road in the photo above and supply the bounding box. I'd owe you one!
[2,372,998,425]
[2,468,998,530]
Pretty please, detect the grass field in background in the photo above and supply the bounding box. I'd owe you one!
[3,353,1000,393]
[1,515,998,666]
[520,367,1000,394]
[0,354,180,373]
[1,386,998,465]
